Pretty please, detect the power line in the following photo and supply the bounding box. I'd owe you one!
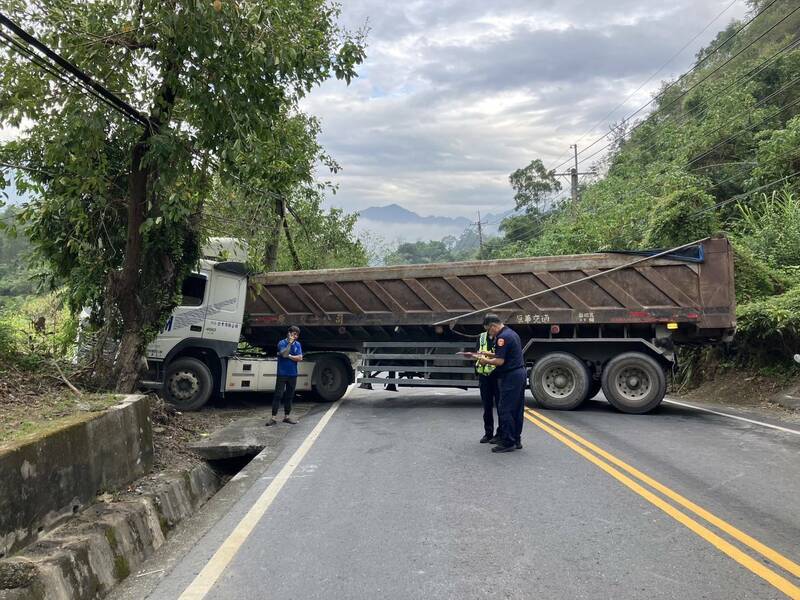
[684,85,800,169]
[603,72,800,179]
[0,31,130,122]
[567,0,741,158]
[631,33,800,160]
[573,3,800,170]
[0,12,148,127]
[690,169,800,217]
[498,140,800,248]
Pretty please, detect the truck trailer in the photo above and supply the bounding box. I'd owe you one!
[144,236,735,414]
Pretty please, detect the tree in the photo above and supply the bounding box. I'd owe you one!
[201,110,366,272]
[0,0,365,390]
[385,240,453,265]
[508,159,561,213]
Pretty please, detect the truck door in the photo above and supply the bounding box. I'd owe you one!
[148,270,210,361]
[203,267,247,347]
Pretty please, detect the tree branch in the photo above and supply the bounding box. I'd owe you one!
[282,216,302,270]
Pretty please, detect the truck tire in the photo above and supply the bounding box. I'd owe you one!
[601,352,666,414]
[313,357,349,402]
[530,352,590,410]
[163,357,213,411]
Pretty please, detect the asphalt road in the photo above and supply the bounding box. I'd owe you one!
[138,388,800,600]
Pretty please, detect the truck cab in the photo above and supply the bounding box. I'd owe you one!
[143,239,326,411]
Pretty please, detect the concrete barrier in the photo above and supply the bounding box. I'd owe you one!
[0,395,153,558]
[0,462,221,600]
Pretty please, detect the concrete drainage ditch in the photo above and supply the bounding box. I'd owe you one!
[0,402,316,600]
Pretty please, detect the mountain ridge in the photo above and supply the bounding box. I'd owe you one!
[357,203,513,230]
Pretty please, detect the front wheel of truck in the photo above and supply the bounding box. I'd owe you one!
[163,357,213,411]
[312,357,349,402]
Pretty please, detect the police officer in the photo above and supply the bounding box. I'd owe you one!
[475,318,500,444]
[477,314,525,453]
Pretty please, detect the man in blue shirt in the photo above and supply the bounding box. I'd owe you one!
[267,325,303,426]
[477,314,526,453]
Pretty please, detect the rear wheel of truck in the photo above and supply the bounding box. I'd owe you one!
[530,352,590,410]
[601,352,666,414]
[313,357,349,402]
[163,357,213,411]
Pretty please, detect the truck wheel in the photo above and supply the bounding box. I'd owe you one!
[530,352,590,410]
[313,357,349,402]
[163,357,213,411]
[601,352,666,414]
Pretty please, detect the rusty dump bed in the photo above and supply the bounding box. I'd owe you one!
[245,237,735,349]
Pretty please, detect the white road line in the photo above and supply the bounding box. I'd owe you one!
[664,399,800,436]
[178,400,342,600]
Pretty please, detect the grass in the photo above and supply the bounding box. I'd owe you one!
[0,390,120,445]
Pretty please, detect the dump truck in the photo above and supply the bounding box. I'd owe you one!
[144,236,735,414]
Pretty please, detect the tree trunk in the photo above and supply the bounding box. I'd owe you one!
[283,215,302,270]
[264,216,286,272]
[263,198,284,271]
[111,50,181,393]
[112,136,149,393]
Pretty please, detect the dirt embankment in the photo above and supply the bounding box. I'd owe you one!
[675,368,800,416]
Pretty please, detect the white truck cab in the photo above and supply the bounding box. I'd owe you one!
[143,239,317,410]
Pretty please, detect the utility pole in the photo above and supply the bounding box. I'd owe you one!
[476,210,484,260]
[555,144,595,206]
[571,144,579,205]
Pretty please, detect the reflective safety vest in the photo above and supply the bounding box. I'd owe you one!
[476,332,496,376]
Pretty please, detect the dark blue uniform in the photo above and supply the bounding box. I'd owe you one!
[494,326,526,447]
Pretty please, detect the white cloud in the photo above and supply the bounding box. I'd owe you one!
[304,0,749,217]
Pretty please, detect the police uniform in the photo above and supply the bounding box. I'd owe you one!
[476,332,498,439]
[493,326,526,448]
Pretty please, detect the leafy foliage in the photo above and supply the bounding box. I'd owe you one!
[487,1,800,371]
[0,0,365,389]
[0,207,39,297]
[734,188,800,267]
[642,188,719,248]
[508,159,561,213]
[384,228,481,265]
[734,286,800,366]
[731,240,788,303]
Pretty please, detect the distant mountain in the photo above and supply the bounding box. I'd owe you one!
[357,204,515,235]
[358,204,473,228]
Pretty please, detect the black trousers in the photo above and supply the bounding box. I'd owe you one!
[497,367,526,446]
[478,374,499,436]
[273,375,297,416]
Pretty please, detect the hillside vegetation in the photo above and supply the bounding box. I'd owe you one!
[487,0,800,381]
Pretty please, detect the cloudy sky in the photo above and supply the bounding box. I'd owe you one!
[303,0,750,219]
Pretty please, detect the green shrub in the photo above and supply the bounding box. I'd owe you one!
[734,189,800,268]
[642,188,719,248]
[732,241,788,304]
[733,286,800,366]
[0,293,78,368]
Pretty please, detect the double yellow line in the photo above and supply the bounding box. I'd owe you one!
[524,408,800,599]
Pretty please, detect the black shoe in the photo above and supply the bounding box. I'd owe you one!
[489,435,502,444]
[492,444,516,453]
[515,442,522,450]
[480,434,493,443]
